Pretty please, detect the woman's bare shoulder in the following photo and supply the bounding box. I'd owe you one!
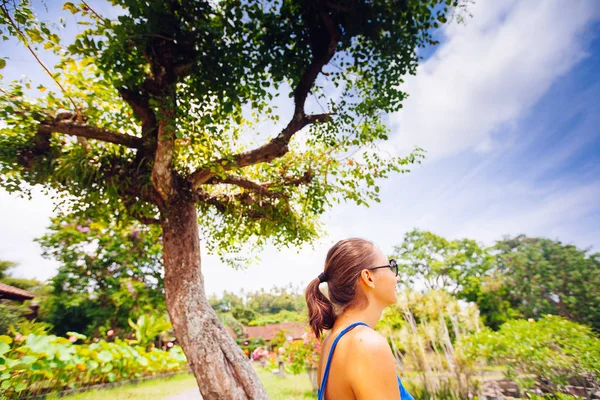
[349,326,390,350]
[347,327,399,399]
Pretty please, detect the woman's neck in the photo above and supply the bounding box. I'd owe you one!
[333,301,385,331]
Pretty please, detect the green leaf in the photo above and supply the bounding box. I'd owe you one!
[0,343,9,356]
[62,2,78,13]
[0,58,5,69]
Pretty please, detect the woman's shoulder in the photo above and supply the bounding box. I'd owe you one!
[349,327,391,356]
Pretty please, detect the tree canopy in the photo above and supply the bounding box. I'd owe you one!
[0,0,457,260]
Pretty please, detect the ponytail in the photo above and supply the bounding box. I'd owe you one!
[305,277,335,339]
[304,238,377,339]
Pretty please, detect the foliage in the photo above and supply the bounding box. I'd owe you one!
[393,229,494,294]
[208,291,244,314]
[0,331,188,399]
[379,289,482,398]
[0,303,21,336]
[127,313,172,347]
[35,212,165,336]
[248,310,306,326]
[495,235,600,331]
[463,316,600,394]
[392,230,520,330]
[0,260,16,280]
[232,306,258,326]
[267,329,291,352]
[245,286,307,315]
[0,0,459,261]
[284,331,321,375]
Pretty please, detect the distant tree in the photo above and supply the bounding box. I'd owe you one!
[231,306,257,326]
[392,229,517,330]
[208,291,244,314]
[36,212,165,336]
[495,235,600,331]
[393,229,494,293]
[0,260,16,280]
[1,1,461,396]
[245,285,306,315]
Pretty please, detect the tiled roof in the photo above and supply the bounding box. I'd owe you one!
[0,282,36,301]
[244,321,308,341]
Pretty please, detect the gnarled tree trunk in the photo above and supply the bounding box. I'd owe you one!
[161,200,269,400]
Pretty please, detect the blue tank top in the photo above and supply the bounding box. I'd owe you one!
[317,322,413,400]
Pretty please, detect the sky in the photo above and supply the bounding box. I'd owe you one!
[1,0,599,297]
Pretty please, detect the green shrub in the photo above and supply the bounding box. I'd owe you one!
[0,331,188,399]
[462,315,600,393]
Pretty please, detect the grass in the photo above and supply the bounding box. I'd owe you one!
[55,365,317,400]
[257,366,316,400]
[49,373,199,400]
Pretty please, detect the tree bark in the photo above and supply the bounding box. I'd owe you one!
[161,200,269,400]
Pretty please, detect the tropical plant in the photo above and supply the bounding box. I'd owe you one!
[379,289,482,398]
[462,315,600,396]
[0,331,187,399]
[127,313,172,347]
[0,0,462,396]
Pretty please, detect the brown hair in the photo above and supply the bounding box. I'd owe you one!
[305,238,377,339]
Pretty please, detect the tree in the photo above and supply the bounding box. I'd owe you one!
[495,235,600,331]
[245,285,306,315]
[0,260,17,280]
[208,290,244,314]
[0,1,461,397]
[231,305,257,326]
[392,229,518,330]
[35,212,165,336]
[393,229,493,293]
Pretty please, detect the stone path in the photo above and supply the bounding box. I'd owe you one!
[163,388,202,400]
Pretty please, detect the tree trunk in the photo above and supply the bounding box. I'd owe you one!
[161,200,269,400]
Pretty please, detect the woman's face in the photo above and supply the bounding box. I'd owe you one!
[370,246,400,306]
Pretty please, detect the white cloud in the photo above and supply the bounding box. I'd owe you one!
[390,0,600,160]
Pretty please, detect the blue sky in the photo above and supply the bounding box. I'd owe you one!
[1,0,599,296]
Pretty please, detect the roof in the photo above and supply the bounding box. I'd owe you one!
[244,321,308,341]
[0,282,36,301]
[224,325,237,339]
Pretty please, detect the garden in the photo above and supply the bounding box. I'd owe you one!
[1,0,599,399]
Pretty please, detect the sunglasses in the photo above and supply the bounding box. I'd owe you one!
[367,259,398,277]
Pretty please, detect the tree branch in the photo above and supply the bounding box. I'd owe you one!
[191,190,278,221]
[189,113,330,191]
[206,175,287,199]
[188,8,341,194]
[39,114,143,148]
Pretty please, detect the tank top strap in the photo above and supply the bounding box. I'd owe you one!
[318,321,370,400]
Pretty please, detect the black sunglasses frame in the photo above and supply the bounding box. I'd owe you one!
[367,259,398,277]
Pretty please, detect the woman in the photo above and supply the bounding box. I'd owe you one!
[305,238,413,400]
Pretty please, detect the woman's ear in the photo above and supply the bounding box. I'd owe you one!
[359,269,376,289]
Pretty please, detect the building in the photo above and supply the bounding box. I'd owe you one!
[243,321,308,342]
[0,282,35,302]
